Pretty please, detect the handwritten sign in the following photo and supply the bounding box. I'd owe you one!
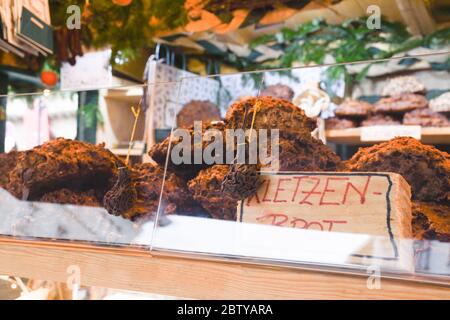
[238,172,413,268]
[361,125,421,142]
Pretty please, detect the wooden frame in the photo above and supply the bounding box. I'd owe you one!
[326,127,450,145]
[0,237,448,299]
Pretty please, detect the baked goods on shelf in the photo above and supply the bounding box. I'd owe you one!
[40,188,102,207]
[374,93,428,114]
[361,114,401,126]
[403,108,450,127]
[134,163,193,217]
[6,138,124,201]
[325,117,357,130]
[0,151,20,189]
[381,76,426,97]
[176,100,221,128]
[104,163,193,221]
[225,96,317,134]
[334,98,373,118]
[260,84,295,102]
[412,201,450,242]
[151,96,319,180]
[430,92,450,113]
[345,137,450,202]
[188,164,239,221]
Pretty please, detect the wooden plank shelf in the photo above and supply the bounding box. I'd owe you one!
[104,88,143,104]
[326,127,450,145]
[0,237,448,299]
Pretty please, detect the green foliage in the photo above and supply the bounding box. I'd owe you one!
[423,28,450,48]
[249,17,417,69]
[242,17,450,93]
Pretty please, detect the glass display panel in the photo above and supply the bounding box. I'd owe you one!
[152,53,450,285]
[0,52,449,286]
[0,81,181,248]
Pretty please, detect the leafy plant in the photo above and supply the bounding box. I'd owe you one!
[237,17,450,93]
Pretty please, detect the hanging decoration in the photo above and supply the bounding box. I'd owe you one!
[54,27,84,66]
[48,0,337,64]
[40,61,59,87]
[50,0,188,62]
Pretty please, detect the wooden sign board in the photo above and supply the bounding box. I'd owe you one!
[238,172,414,271]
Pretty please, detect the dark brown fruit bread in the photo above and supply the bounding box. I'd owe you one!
[260,84,295,102]
[103,167,138,218]
[176,100,221,128]
[345,137,450,202]
[361,114,401,126]
[7,138,124,201]
[221,163,261,200]
[148,121,226,179]
[40,188,102,207]
[104,163,193,221]
[412,202,450,242]
[225,96,316,134]
[134,162,194,216]
[0,151,20,189]
[403,108,450,127]
[268,131,342,172]
[374,93,428,114]
[334,98,373,118]
[325,117,357,130]
[188,165,238,221]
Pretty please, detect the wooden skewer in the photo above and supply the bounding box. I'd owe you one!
[125,101,142,166]
[233,98,261,223]
[248,100,261,143]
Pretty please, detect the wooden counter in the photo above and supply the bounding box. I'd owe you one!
[0,237,448,300]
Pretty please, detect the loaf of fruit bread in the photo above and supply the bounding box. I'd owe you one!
[0,151,20,189]
[345,137,450,202]
[225,96,317,134]
[103,163,194,221]
[7,138,124,200]
[412,202,450,242]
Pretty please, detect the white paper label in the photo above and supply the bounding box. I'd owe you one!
[361,125,421,142]
[61,50,112,90]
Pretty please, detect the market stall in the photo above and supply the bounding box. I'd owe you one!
[0,0,449,300]
[0,58,449,299]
